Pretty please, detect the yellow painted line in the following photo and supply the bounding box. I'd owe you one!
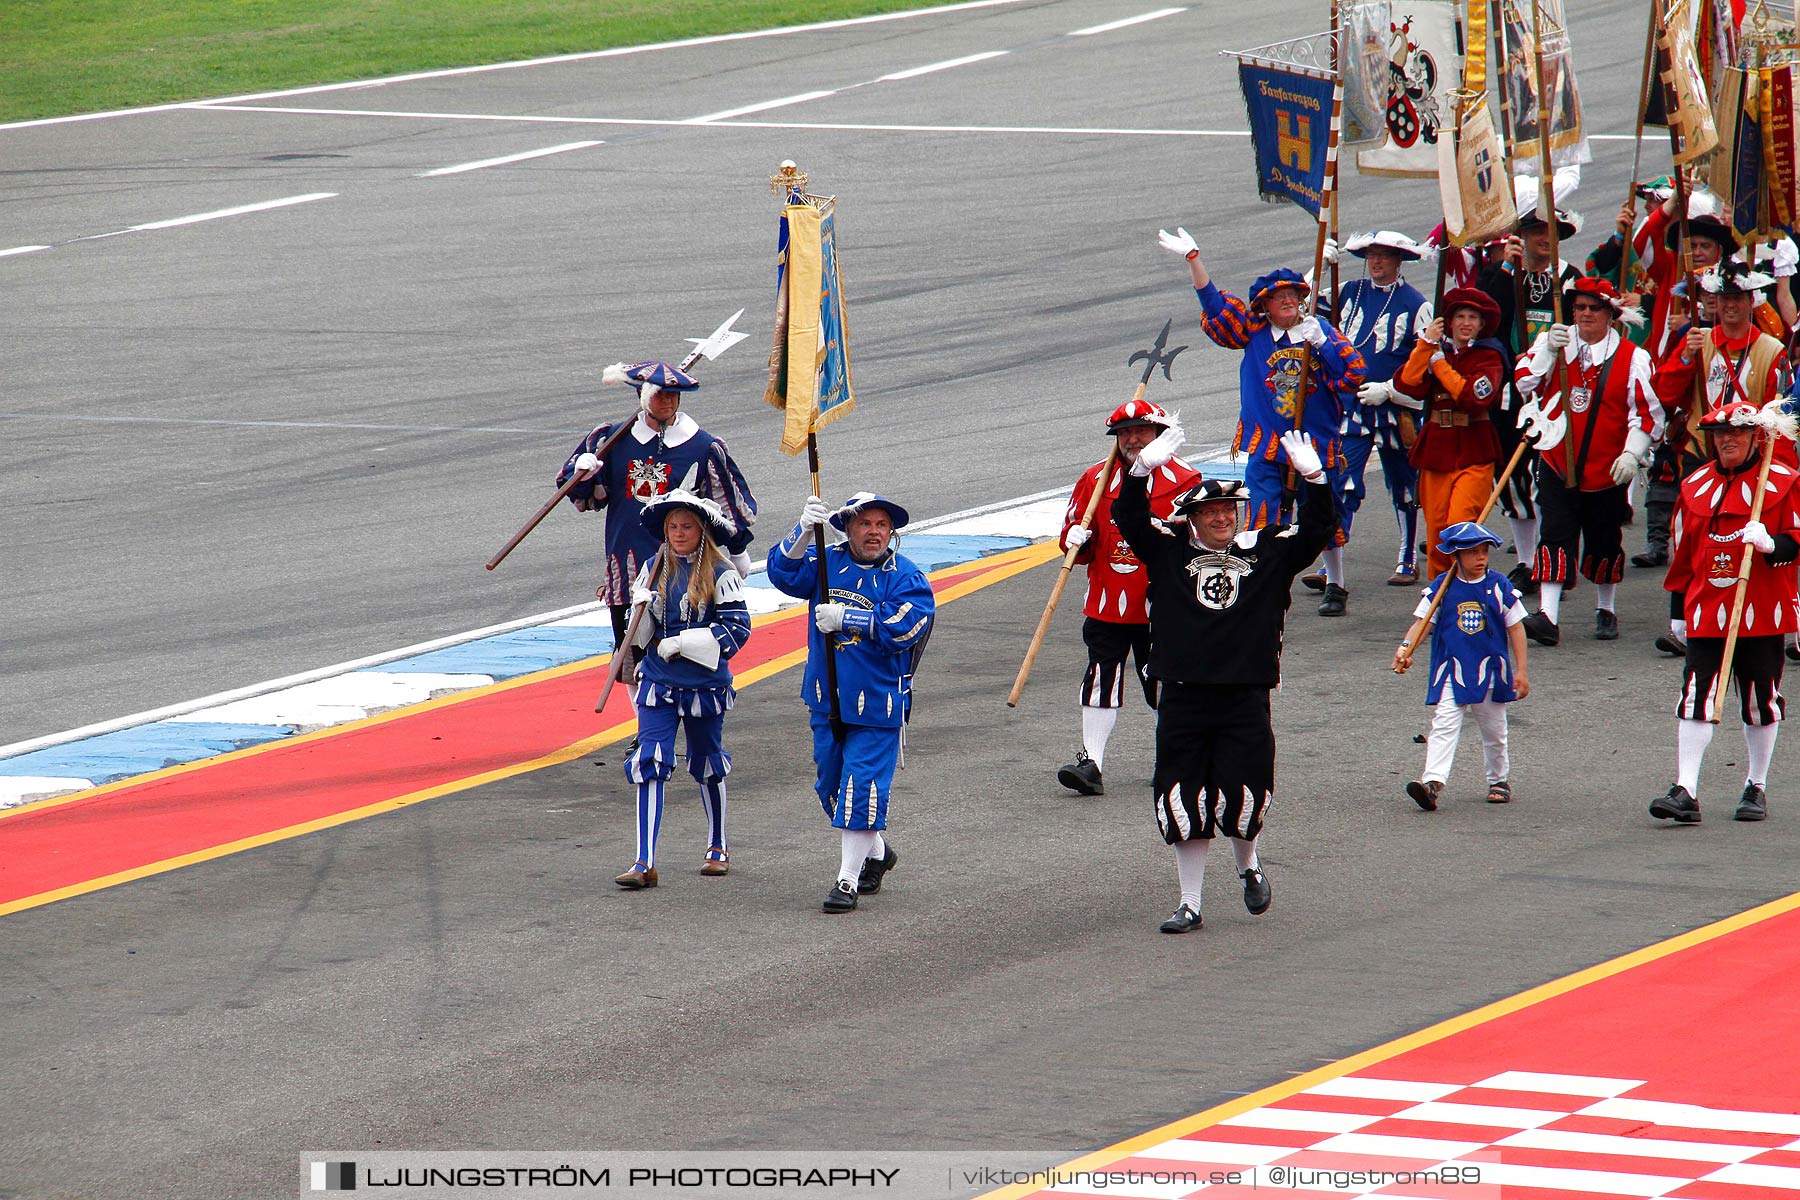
[0,543,1051,824]
[0,547,1043,916]
[978,887,1800,1200]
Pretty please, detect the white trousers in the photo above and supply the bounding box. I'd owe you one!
[1423,695,1510,786]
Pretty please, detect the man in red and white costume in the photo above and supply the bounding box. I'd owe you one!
[1056,399,1201,796]
[1513,277,1663,646]
[1649,400,1800,825]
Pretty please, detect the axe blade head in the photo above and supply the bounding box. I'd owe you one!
[1517,397,1568,452]
[687,307,749,361]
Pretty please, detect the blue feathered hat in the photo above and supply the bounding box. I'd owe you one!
[1248,268,1311,311]
[603,360,700,391]
[829,491,910,531]
[1435,521,1503,555]
[639,488,732,539]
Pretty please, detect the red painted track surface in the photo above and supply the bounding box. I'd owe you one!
[995,899,1800,1199]
[0,551,1030,913]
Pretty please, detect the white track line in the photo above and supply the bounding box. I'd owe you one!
[205,104,1236,138]
[418,139,603,176]
[0,412,572,435]
[880,50,1010,82]
[74,192,337,241]
[1,245,50,257]
[1070,7,1188,36]
[686,90,838,124]
[0,0,1035,132]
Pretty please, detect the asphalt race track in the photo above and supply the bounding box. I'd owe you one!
[6,3,1798,1199]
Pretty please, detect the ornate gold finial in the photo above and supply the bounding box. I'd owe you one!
[770,159,808,197]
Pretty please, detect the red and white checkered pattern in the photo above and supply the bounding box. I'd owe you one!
[1018,1071,1800,1199]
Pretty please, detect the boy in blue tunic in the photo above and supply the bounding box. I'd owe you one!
[767,492,935,914]
[1392,522,1532,810]
[613,491,753,889]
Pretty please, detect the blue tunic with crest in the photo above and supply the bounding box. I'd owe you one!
[1423,568,1523,705]
[1326,278,1430,445]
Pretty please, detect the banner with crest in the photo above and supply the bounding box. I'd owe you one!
[1498,0,1590,170]
[1355,0,1463,178]
[765,195,856,457]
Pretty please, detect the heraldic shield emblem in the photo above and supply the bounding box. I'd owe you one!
[1186,552,1254,611]
[1457,600,1487,635]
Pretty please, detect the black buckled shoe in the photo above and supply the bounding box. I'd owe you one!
[1787,640,1800,663]
[822,880,858,913]
[1631,548,1669,568]
[1736,784,1768,822]
[1241,867,1272,915]
[1159,903,1203,934]
[857,844,898,893]
[1595,609,1620,641]
[1649,785,1702,824]
[1522,611,1560,646]
[1507,562,1539,596]
[1406,779,1441,811]
[1057,752,1104,796]
[1318,584,1348,617]
[1654,634,1688,657]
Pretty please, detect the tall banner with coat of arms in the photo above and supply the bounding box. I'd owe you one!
[765,194,856,456]
[1660,0,1721,163]
[1498,0,1590,170]
[1237,59,1337,214]
[1439,100,1517,246]
[1355,0,1464,178]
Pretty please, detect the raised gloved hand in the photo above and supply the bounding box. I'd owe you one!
[1322,236,1340,265]
[1609,450,1640,486]
[1129,420,1186,477]
[574,452,601,473]
[798,495,833,531]
[1278,430,1326,484]
[815,602,846,633]
[1157,227,1199,259]
[1292,315,1327,347]
[1742,520,1776,553]
[656,635,682,660]
[1065,525,1091,548]
[1357,381,1394,407]
[1545,323,1574,350]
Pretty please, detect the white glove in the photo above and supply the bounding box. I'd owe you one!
[1742,520,1776,553]
[1293,315,1327,347]
[729,550,754,578]
[1322,236,1340,265]
[574,452,601,473]
[676,627,721,670]
[629,583,654,609]
[1065,525,1091,548]
[1278,430,1326,483]
[815,602,847,633]
[656,635,681,660]
[1129,421,1187,477]
[1672,619,1688,641]
[1357,381,1394,407]
[1545,323,1574,350]
[1609,450,1639,486]
[798,495,833,531]
[1157,227,1199,258]
[1525,334,1558,380]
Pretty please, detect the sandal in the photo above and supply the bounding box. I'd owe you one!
[1406,780,1441,811]
[1486,781,1512,804]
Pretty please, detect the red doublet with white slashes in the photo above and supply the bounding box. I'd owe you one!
[1665,457,1800,637]
[1061,458,1201,622]
[1516,330,1662,491]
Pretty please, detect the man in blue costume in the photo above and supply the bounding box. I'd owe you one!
[1319,230,1432,589]
[557,359,758,660]
[1159,226,1367,615]
[768,492,935,914]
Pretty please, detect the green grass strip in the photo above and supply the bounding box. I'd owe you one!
[3,0,939,123]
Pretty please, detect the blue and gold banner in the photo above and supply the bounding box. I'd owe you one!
[1238,62,1334,215]
[765,195,857,456]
